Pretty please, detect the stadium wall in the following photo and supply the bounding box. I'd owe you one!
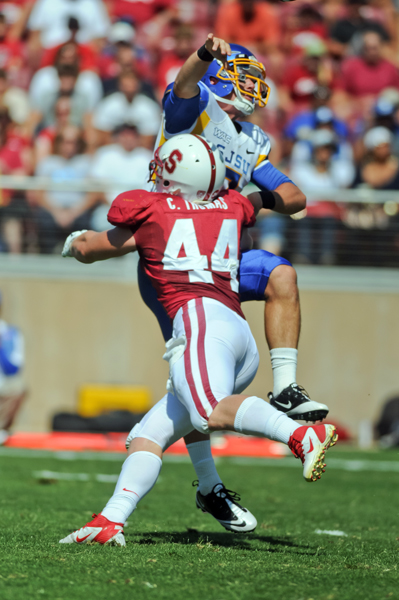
[1,256,398,439]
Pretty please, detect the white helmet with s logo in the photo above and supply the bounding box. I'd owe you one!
[149,133,226,203]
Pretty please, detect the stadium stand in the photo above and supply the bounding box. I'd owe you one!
[0,0,397,266]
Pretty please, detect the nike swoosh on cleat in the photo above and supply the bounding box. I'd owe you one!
[307,438,314,454]
[219,520,249,528]
[123,488,139,496]
[76,532,92,543]
[274,399,292,409]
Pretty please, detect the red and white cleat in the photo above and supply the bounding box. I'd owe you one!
[288,424,338,482]
[59,513,125,546]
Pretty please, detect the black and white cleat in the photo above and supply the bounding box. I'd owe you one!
[194,482,257,533]
[268,383,329,422]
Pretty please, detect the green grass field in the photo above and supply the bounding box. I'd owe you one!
[1,446,398,600]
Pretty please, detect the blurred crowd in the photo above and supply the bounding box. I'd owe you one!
[0,0,398,266]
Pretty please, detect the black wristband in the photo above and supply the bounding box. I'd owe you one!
[259,190,276,210]
[197,45,214,62]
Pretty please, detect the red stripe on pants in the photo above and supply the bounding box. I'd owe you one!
[182,303,208,420]
[195,298,218,410]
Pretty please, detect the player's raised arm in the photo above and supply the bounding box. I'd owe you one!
[173,33,231,99]
[62,227,137,264]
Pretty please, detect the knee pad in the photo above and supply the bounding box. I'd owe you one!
[125,393,193,451]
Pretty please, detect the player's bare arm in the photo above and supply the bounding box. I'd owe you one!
[248,183,306,216]
[273,183,306,215]
[173,33,231,99]
[63,228,137,264]
[246,191,262,216]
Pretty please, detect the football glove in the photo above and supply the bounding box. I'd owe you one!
[62,230,88,257]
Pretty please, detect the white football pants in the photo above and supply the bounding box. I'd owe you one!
[128,297,259,447]
[170,297,259,434]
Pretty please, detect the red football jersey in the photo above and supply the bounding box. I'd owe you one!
[108,189,256,320]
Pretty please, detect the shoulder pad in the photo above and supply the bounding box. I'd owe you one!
[108,189,153,227]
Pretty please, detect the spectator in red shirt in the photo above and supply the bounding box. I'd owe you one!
[0,13,23,71]
[215,0,281,56]
[339,31,399,98]
[279,40,340,116]
[0,107,32,253]
[105,0,176,26]
[333,30,399,122]
[0,108,31,176]
[0,11,30,89]
[39,17,98,73]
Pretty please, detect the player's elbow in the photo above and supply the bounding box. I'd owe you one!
[295,189,307,213]
[173,75,199,100]
[284,187,306,215]
[79,254,95,265]
[79,252,96,264]
[74,243,95,264]
[274,183,306,215]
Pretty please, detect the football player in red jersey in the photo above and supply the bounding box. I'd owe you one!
[60,134,338,545]
[144,32,330,528]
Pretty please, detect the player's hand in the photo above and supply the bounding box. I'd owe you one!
[62,230,88,257]
[204,33,231,66]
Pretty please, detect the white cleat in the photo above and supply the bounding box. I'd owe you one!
[288,424,338,482]
[59,513,125,546]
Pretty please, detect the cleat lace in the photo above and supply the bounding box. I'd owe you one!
[289,384,311,400]
[288,436,305,462]
[269,384,311,403]
[192,480,242,503]
[213,485,241,503]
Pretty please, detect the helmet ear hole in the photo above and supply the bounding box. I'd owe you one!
[163,180,170,187]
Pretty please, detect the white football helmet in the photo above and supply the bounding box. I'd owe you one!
[149,134,226,203]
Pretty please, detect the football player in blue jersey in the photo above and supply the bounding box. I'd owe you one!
[123,34,330,532]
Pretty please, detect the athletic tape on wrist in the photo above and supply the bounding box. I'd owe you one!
[197,45,214,62]
[260,190,276,210]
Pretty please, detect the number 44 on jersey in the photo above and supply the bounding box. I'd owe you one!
[162,217,239,291]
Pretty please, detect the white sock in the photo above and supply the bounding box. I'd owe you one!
[101,451,162,524]
[186,440,222,496]
[234,396,300,444]
[270,348,298,397]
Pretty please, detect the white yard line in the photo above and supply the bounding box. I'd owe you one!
[32,470,163,484]
[315,529,348,537]
[32,470,118,482]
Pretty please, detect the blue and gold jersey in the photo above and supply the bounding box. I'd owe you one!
[155,82,293,193]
